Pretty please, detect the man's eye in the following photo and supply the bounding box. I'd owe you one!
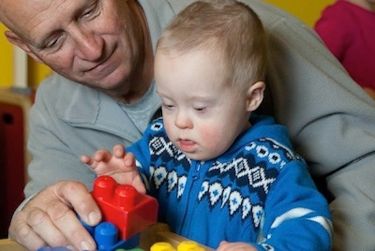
[44,36,62,49]
[81,2,100,19]
[82,8,95,18]
[46,39,58,48]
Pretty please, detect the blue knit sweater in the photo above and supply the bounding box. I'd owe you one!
[128,115,332,250]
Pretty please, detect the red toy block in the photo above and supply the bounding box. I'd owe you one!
[92,175,158,240]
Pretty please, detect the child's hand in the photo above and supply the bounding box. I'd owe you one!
[216,241,257,251]
[81,144,146,194]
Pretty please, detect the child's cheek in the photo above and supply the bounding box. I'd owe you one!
[198,124,223,149]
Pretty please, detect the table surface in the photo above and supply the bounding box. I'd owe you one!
[0,224,213,251]
[0,238,26,251]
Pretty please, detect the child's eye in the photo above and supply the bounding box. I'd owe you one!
[162,103,175,110]
[194,106,206,112]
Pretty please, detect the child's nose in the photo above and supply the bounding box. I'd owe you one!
[174,111,192,129]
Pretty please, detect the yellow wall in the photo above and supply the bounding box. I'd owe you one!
[0,24,13,88]
[0,23,51,89]
[0,0,335,88]
[264,0,335,27]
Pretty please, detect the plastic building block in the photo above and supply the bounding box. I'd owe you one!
[150,241,206,251]
[115,248,144,251]
[38,176,158,251]
[80,215,140,250]
[92,175,158,240]
[38,221,140,251]
[37,247,70,251]
[95,221,120,250]
[151,242,176,251]
[177,241,205,251]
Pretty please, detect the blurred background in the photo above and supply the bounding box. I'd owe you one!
[0,0,335,89]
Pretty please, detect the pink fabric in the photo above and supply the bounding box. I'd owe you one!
[315,0,375,90]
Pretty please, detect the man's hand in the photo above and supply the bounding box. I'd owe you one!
[81,144,146,194]
[217,241,257,251]
[9,181,101,251]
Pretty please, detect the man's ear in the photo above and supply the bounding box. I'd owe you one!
[5,30,43,63]
[246,81,265,112]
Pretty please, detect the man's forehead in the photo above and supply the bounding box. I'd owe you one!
[1,0,78,43]
[0,0,48,28]
[0,0,75,26]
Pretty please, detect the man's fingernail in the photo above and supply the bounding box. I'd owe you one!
[81,240,95,251]
[88,211,100,224]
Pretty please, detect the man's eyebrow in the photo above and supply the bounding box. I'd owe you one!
[30,0,98,49]
[31,30,59,49]
[32,34,50,49]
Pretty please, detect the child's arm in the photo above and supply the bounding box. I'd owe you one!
[80,144,146,194]
[258,160,332,250]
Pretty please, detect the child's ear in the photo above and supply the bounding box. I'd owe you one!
[246,81,265,112]
[5,30,43,63]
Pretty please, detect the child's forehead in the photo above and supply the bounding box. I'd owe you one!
[155,47,237,91]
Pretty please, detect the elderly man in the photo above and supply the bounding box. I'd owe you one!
[1,0,374,250]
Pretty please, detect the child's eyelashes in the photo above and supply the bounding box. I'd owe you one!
[162,103,175,110]
[193,106,207,112]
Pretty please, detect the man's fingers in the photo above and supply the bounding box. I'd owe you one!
[27,207,68,247]
[54,181,101,226]
[9,181,100,251]
[51,181,100,250]
[45,202,96,250]
[9,211,47,251]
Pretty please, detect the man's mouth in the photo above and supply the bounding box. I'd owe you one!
[84,55,111,73]
[83,45,117,74]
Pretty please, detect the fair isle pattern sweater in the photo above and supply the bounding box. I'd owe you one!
[128,115,332,250]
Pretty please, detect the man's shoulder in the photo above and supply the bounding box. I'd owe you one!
[164,0,304,30]
[34,74,98,117]
[163,0,194,12]
[239,0,303,28]
[162,0,277,17]
[37,74,79,98]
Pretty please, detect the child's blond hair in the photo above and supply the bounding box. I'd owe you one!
[157,0,268,89]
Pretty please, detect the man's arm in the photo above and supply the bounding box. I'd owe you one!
[9,78,104,250]
[24,79,97,198]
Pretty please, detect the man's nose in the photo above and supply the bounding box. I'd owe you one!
[72,27,104,61]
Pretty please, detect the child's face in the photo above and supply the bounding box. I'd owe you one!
[154,49,252,161]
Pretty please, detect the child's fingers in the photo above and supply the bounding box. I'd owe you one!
[124,153,136,168]
[93,150,111,162]
[113,144,125,158]
[132,175,146,194]
[81,155,100,171]
[80,155,92,165]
